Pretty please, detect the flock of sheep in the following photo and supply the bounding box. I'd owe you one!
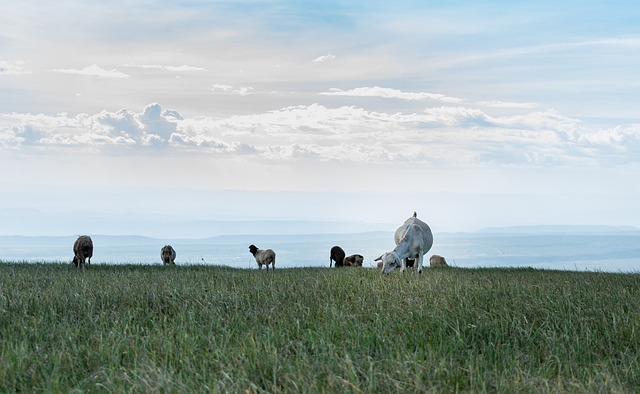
[71,212,448,273]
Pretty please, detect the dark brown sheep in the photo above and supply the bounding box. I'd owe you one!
[72,235,93,269]
[330,245,346,267]
[161,245,176,265]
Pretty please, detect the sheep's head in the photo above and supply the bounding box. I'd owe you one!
[161,245,172,258]
[248,245,258,256]
[375,252,400,274]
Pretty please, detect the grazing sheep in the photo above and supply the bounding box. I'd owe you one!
[330,245,346,267]
[161,245,176,265]
[72,235,93,269]
[375,212,433,274]
[429,254,448,267]
[344,254,364,267]
[249,244,276,270]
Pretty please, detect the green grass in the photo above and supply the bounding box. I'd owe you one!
[1,263,639,393]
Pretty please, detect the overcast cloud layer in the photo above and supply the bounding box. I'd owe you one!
[1,0,639,235]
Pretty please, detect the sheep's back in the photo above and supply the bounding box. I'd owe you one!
[257,249,276,263]
[74,236,93,258]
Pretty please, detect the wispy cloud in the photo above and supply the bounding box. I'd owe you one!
[0,60,32,75]
[211,84,255,96]
[313,53,336,62]
[50,64,129,78]
[477,100,539,109]
[320,86,464,103]
[122,64,205,72]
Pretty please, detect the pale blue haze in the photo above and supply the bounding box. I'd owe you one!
[1,1,639,241]
[1,229,639,273]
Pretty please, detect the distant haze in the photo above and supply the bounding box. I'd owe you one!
[1,1,639,237]
[1,226,639,273]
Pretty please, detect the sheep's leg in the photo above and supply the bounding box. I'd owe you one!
[400,258,406,273]
[417,254,424,274]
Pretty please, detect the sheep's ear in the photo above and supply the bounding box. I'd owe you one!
[374,255,383,262]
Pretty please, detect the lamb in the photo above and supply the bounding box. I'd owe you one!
[343,254,364,267]
[249,244,276,270]
[72,235,93,269]
[375,212,433,274]
[429,254,448,267]
[330,245,346,267]
[160,245,176,265]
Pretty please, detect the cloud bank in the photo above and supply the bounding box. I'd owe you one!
[2,97,638,167]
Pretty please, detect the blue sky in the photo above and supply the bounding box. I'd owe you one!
[1,1,639,236]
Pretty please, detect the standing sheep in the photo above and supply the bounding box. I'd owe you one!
[375,212,433,274]
[330,245,346,267]
[72,235,93,269]
[249,244,276,270]
[161,245,176,265]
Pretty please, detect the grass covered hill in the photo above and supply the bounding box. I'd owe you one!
[1,263,639,392]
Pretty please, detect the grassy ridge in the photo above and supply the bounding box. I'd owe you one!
[1,263,639,392]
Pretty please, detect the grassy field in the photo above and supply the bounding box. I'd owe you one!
[1,263,639,393]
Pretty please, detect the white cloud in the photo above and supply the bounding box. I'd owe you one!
[211,84,255,96]
[122,64,205,72]
[139,103,177,141]
[0,60,32,75]
[97,108,144,139]
[477,100,539,109]
[50,64,130,78]
[313,53,336,62]
[1,102,638,167]
[321,86,463,103]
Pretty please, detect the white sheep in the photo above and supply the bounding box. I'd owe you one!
[248,244,276,270]
[72,235,93,269]
[160,245,176,265]
[375,212,433,274]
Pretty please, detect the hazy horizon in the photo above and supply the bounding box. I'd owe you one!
[2,1,639,237]
[2,230,638,273]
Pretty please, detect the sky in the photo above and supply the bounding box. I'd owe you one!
[1,0,640,237]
